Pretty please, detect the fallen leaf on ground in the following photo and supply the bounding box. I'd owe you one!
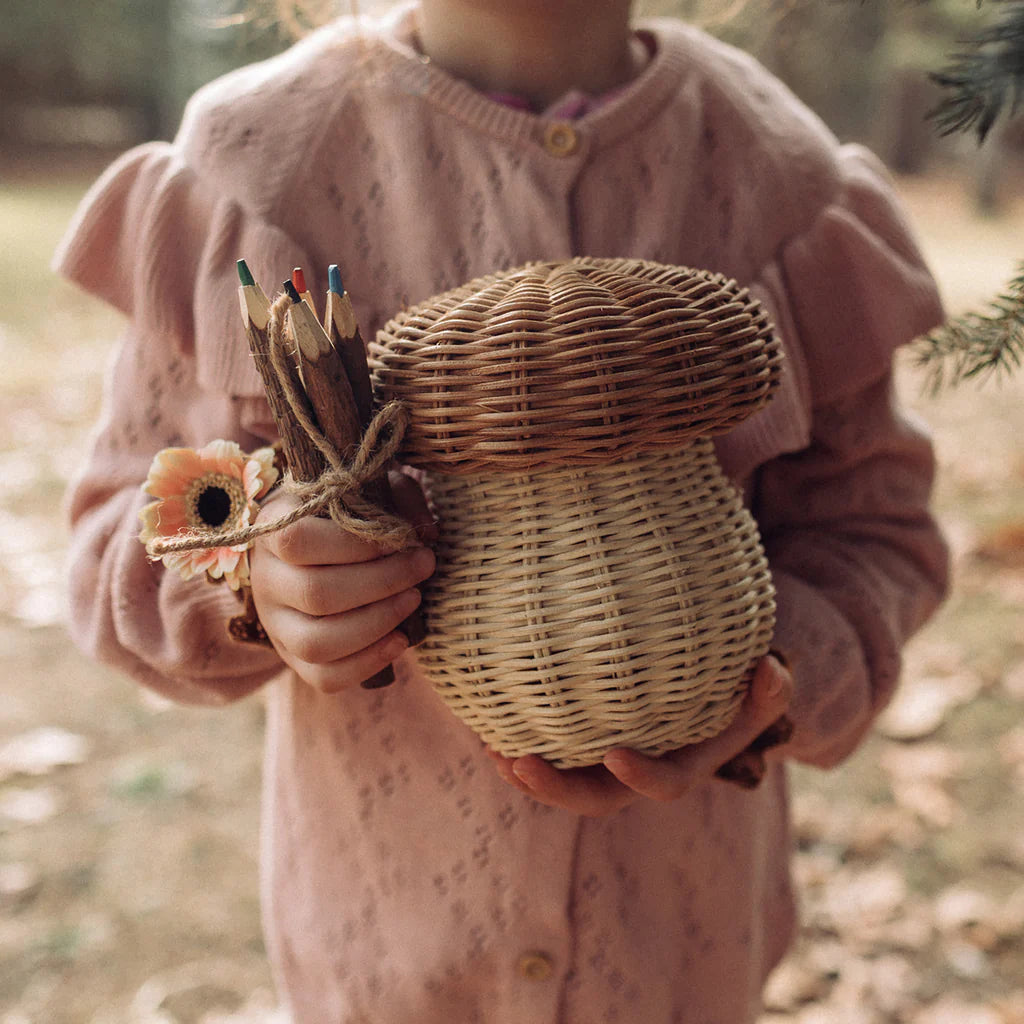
[991,992,1024,1024]
[972,522,1024,568]
[0,726,89,781]
[864,954,917,1015]
[138,689,175,712]
[0,786,60,824]
[0,861,41,903]
[998,727,1024,780]
[200,989,291,1023]
[845,805,926,857]
[943,938,992,980]
[880,742,963,781]
[762,958,836,1011]
[912,997,1002,1024]
[792,1006,876,1024]
[1003,660,1024,700]
[129,959,260,1022]
[991,886,1024,939]
[875,909,935,952]
[877,673,982,741]
[793,848,841,889]
[934,886,998,934]
[888,778,957,827]
[818,865,908,931]
[790,789,857,847]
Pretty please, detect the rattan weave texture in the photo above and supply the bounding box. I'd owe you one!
[370,258,782,767]
[371,258,782,473]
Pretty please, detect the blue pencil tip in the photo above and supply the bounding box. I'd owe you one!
[328,264,344,295]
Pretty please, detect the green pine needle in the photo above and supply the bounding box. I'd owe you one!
[928,0,1024,142]
[915,262,1024,393]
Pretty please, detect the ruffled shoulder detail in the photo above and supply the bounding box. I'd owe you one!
[713,264,813,484]
[53,141,311,397]
[777,144,944,406]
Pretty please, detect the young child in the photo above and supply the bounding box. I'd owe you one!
[56,1,949,1020]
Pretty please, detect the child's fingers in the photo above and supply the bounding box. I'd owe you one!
[285,628,412,694]
[505,755,638,818]
[269,587,423,666]
[487,657,794,810]
[602,655,793,802]
[259,470,438,567]
[262,514,389,567]
[748,653,793,710]
[485,749,537,798]
[254,492,386,567]
[262,545,435,617]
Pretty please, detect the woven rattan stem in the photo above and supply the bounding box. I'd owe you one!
[419,442,776,769]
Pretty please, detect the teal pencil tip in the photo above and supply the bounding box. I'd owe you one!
[328,264,344,295]
[236,259,254,287]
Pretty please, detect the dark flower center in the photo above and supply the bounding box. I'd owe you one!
[196,485,233,527]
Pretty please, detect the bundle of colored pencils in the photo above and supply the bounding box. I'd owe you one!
[236,260,427,689]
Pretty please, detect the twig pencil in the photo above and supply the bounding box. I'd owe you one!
[280,282,400,689]
[323,265,429,650]
[324,264,374,429]
[237,261,397,686]
[283,281,364,459]
[322,266,398,514]
[291,266,318,321]
[237,260,323,482]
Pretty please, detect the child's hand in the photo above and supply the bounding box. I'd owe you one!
[485,654,793,817]
[249,470,436,693]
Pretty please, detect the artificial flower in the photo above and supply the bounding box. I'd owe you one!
[138,440,279,590]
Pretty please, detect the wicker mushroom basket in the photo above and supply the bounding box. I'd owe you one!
[370,257,783,768]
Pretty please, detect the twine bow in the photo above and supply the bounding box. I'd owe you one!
[275,398,416,552]
[146,293,417,561]
[144,400,415,561]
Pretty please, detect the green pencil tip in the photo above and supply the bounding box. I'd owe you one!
[236,259,254,287]
[328,264,344,295]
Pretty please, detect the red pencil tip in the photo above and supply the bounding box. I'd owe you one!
[291,267,307,294]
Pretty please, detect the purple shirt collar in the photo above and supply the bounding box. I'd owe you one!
[488,88,613,120]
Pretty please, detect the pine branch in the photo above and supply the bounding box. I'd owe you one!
[928,0,1024,142]
[914,262,1024,392]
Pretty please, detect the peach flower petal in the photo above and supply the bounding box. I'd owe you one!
[200,440,248,480]
[140,440,276,590]
[243,447,279,501]
[145,448,204,499]
[138,498,188,542]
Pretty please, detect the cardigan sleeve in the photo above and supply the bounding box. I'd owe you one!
[754,371,948,768]
[55,142,312,704]
[777,144,944,406]
[750,144,949,768]
[53,141,307,397]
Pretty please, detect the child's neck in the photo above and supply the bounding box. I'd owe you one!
[415,0,643,110]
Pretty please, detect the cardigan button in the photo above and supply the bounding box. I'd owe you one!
[542,122,579,158]
[517,951,554,981]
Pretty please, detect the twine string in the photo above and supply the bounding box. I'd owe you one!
[147,297,416,560]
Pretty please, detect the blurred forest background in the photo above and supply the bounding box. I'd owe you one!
[1,2,1023,1023]
[3,0,1023,197]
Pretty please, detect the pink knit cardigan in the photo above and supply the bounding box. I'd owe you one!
[56,6,947,1022]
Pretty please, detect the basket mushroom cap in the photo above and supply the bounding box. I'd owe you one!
[370,257,782,474]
